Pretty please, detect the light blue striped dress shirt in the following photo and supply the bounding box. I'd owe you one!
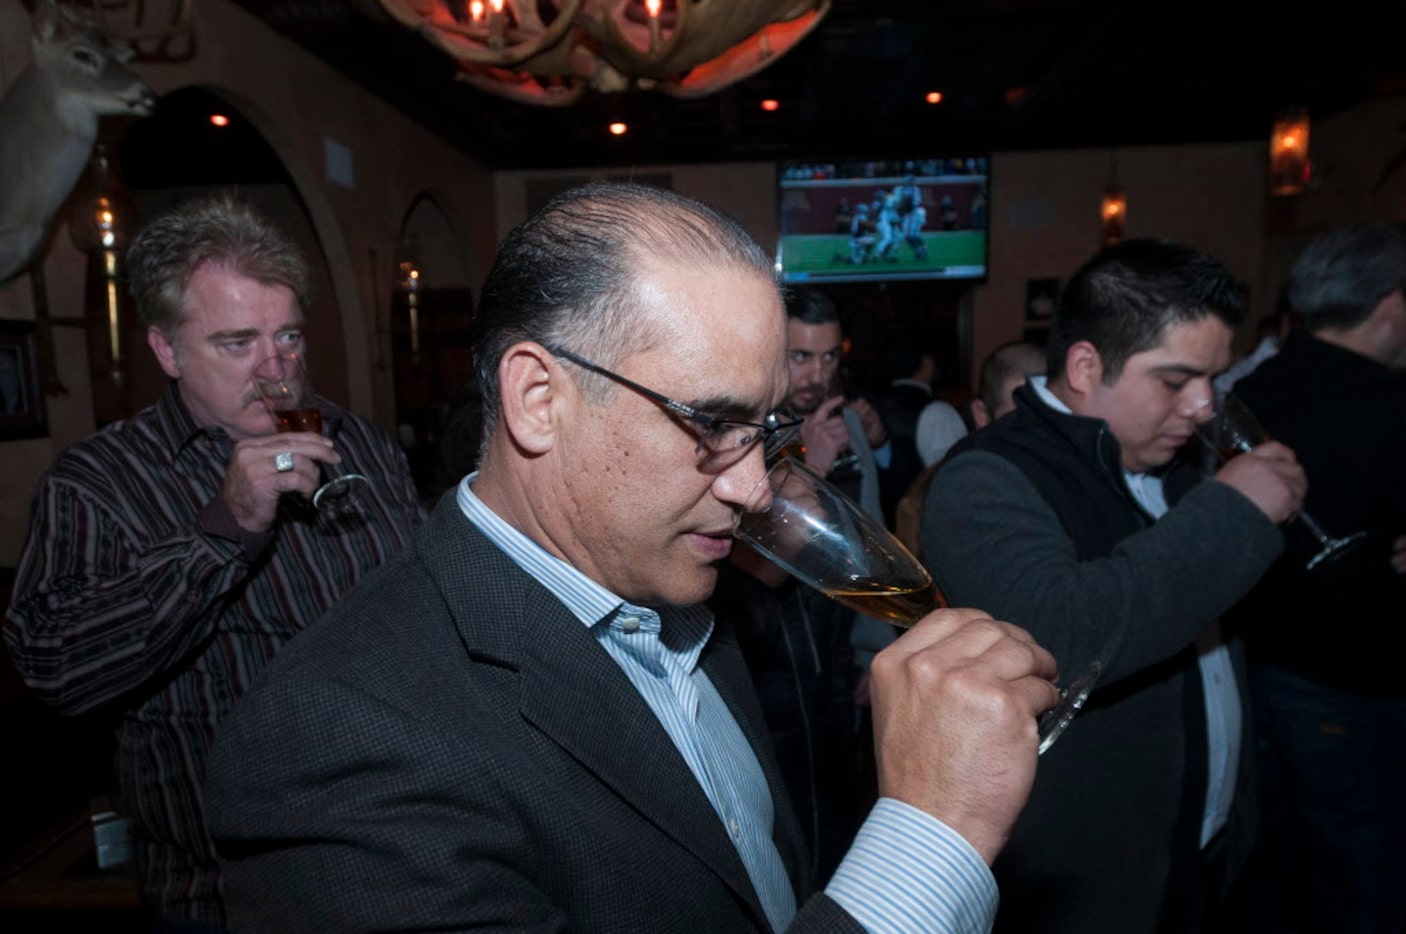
[458,474,997,933]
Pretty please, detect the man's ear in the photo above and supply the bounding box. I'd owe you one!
[1062,341,1105,397]
[496,342,561,455]
[970,398,992,428]
[147,326,181,380]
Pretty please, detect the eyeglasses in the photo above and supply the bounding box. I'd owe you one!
[544,345,803,466]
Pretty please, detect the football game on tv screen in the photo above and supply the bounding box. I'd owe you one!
[776,157,989,284]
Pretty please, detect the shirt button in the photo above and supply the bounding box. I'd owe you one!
[728,819,741,839]
[621,617,641,633]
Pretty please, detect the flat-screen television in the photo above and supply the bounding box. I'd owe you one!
[775,158,989,284]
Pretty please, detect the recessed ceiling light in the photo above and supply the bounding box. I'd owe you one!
[925,91,943,105]
[209,114,231,127]
[608,122,628,135]
[761,99,780,112]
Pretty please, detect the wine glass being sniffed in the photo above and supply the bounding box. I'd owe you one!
[1197,392,1364,570]
[252,350,369,509]
[735,456,1101,755]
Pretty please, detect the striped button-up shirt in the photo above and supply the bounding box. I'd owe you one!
[4,384,426,925]
[458,475,997,933]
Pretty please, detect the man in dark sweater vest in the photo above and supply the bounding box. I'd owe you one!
[923,239,1307,932]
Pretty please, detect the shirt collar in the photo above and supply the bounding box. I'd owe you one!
[153,382,214,463]
[454,473,713,651]
[1028,374,1068,414]
[1029,375,1163,497]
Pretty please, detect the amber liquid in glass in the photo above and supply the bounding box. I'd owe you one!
[274,407,322,434]
[824,579,947,627]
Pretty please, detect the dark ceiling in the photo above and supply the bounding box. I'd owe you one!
[228,0,1406,172]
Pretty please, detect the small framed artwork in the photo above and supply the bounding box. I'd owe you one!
[0,320,49,440]
[1025,278,1061,321]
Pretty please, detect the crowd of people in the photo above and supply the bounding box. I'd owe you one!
[3,183,1403,933]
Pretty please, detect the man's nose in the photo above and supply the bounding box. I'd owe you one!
[252,352,283,380]
[715,443,771,515]
[1181,390,1214,422]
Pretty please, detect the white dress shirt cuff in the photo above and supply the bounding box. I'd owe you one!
[825,797,998,933]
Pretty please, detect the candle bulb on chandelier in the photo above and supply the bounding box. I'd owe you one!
[488,0,506,47]
[469,1,484,23]
[646,0,662,52]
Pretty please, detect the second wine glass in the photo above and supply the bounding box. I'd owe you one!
[1197,392,1364,570]
[735,456,1100,755]
[253,351,369,509]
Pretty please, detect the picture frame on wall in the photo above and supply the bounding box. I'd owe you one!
[0,320,49,441]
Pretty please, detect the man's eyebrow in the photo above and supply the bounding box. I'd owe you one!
[207,328,259,342]
[1151,363,1211,377]
[683,393,759,420]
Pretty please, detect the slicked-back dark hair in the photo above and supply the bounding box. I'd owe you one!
[126,193,311,333]
[1047,238,1248,383]
[1287,223,1406,332]
[471,182,774,443]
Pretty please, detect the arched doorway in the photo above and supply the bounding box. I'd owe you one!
[391,192,475,499]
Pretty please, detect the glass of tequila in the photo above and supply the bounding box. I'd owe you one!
[253,351,369,509]
[1197,392,1364,570]
[735,456,1098,754]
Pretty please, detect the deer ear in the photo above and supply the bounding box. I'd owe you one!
[33,1,61,42]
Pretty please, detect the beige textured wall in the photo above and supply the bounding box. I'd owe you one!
[495,142,1269,375]
[495,107,1406,392]
[0,0,495,565]
[975,142,1267,370]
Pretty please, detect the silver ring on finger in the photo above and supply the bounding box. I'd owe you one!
[273,451,295,473]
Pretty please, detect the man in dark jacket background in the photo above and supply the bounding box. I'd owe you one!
[1230,222,1406,933]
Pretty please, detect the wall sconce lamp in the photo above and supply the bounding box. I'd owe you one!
[1100,184,1127,248]
[1269,106,1311,196]
[395,243,425,363]
[66,142,137,388]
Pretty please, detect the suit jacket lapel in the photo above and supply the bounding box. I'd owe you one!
[416,498,773,926]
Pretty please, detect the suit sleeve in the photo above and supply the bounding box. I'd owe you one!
[922,451,1283,687]
[207,670,574,933]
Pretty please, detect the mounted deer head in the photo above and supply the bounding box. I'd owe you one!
[0,0,158,283]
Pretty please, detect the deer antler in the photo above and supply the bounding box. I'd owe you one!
[375,0,829,106]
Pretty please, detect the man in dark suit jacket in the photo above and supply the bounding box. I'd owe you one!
[877,344,936,526]
[205,182,1061,932]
